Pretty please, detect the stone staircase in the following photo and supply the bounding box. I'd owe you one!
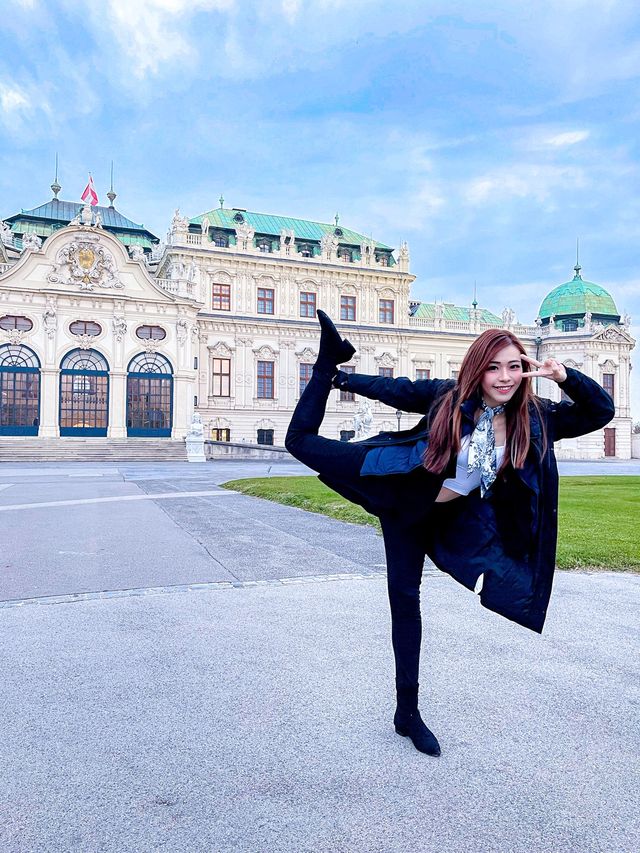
[0,438,188,462]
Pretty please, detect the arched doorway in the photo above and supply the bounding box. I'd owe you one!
[0,344,41,435]
[59,349,109,436]
[126,352,173,437]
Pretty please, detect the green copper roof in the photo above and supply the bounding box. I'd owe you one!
[4,198,159,249]
[191,207,392,250]
[411,303,502,324]
[538,268,619,320]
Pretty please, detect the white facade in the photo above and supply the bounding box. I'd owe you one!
[0,205,635,458]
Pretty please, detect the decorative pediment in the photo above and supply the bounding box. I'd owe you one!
[208,340,234,358]
[47,237,123,291]
[591,325,634,344]
[295,346,317,362]
[256,418,276,429]
[253,344,278,360]
[210,270,232,284]
[375,351,397,368]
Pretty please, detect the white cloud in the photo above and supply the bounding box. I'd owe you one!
[465,164,586,205]
[0,86,31,115]
[545,130,590,147]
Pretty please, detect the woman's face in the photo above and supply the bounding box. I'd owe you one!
[480,343,524,408]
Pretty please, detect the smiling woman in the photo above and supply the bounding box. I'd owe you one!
[284,312,615,758]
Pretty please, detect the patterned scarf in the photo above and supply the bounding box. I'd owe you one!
[468,401,505,498]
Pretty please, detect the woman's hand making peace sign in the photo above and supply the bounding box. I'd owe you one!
[521,355,567,384]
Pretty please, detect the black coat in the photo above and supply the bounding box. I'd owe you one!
[321,368,615,633]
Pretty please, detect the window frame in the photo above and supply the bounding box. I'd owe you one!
[340,295,356,322]
[339,365,355,402]
[257,287,275,315]
[212,358,231,397]
[257,360,275,399]
[299,363,313,397]
[299,291,317,318]
[212,282,231,311]
[378,299,395,324]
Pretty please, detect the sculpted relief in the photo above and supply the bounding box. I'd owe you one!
[47,239,124,291]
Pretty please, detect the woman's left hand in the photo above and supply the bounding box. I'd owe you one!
[521,355,567,383]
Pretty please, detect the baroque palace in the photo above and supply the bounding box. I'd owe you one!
[0,180,635,459]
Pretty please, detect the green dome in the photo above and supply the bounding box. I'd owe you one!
[538,266,619,321]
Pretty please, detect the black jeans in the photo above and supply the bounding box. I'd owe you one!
[286,370,428,711]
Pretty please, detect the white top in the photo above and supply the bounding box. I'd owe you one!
[441,435,505,496]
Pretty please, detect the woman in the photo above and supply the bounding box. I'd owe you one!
[285,311,615,757]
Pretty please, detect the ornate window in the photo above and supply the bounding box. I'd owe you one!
[212,232,229,247]
[415,369,431,381]
[340,295,356,321]
[257,238,272,253]
[212,358,231,397]
[0,344,40,435]
[212,428,230,441]
[379,299,394,324]
[299,363,313,397]
[257,288,274,315]
[257,428,274,445]
[340,365,355,402]
[59,349,109,436]
[233,212,245,224]
[0,315,33,332]
[257,361,274,398]
[298,243,314,258]
[379,367,394,378]
[126,352,173,437]
[136,325,166,341]
[602,373,615,399]
[300,292,316,318]
[337,247,353,263]
[563,319,579,332]
[376,252,390,267]
[212,283,231,311]
[70,320,101,337]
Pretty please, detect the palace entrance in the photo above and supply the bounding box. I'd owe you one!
[126,352,173,437]
[59,349,109,436]
[0,344,40,435]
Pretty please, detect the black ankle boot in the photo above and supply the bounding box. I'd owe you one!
[315,309,355,374]
[394,709,441,757]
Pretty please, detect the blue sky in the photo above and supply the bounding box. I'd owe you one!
[2,0,639,414]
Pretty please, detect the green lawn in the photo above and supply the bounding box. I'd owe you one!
[222,475,640,571]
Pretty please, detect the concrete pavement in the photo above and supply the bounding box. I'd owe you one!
[0,460,638,852]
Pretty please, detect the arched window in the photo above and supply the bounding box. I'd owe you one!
[0,315,33,332]
[212,232,229,247]
[59,349,109,436]
[127,352,173,437]
[337,247,353,263]
[298,243,314,258]
[136,325,166,341]
[69,320,102,336]
[257,238,272,253]
[0,344,40,435]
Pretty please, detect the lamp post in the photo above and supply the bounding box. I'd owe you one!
[396,409,403,431]
[534,334,543,395]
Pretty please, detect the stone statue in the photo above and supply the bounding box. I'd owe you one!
[501,306,516,326]
[112,315,127,341]
[584,310,592,329]
[170,209,189,232]
[70,210,82,225]
[234,221,255,249]
[352,400,374,441]
[398,241,410,260]
[22,232,42,251]
[185,412,206,463]
[150,241,164,261]
[187,412,204,437]
[176,317,189,343]
[201,216,210,236]
[320,232,338,257]
[80,204,93,226]
[43,301,57,339]
[0,221,13,246]
[128,244,145,262]
[622,312,631,330]
[94,211,103,228]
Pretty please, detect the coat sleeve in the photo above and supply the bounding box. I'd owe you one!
[546,367,615,441]
[333,371,454,414]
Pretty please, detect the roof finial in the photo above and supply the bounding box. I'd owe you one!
[219,194,224,209]
[334,212,339,226]
[574,237,582,278]
[107,161,117,207]
[472,280,478,310]
[51,152,61,200]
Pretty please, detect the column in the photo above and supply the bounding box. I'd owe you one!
[39,367,60,437]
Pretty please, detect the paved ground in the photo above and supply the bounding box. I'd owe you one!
[0,460,638,852]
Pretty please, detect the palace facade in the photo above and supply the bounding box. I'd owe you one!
[0,185,635,459]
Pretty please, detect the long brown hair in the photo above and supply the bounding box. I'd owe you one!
[423,328,547,475]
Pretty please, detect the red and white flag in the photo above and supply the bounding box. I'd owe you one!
[81,174,98,206]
